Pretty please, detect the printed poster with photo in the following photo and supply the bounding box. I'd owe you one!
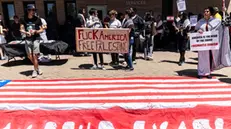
[177,0,186,12]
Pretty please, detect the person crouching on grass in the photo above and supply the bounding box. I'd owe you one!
[20,5,43,78]
[122,9,135,71]
[86,8,105,70]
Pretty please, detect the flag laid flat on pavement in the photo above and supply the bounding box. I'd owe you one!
[0,77,231,128]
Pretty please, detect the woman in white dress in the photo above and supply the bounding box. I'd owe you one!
[195,7,221,79]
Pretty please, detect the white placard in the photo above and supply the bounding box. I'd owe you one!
[177,0,186,12]
[190,15,198,26]
[190,31,219,51]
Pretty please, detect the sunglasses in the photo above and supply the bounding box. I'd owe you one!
[28,9,36,12]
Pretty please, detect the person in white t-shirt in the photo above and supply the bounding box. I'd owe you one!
[108,10,122,66]
[40,18,48,41]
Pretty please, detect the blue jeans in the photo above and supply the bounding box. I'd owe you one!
[125,44,133,68]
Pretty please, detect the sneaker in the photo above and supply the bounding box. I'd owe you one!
[109,62,115,66]
[98,65,106,70]
[37,69,43,75]
[207,75,212,79]
[90,65,98,70]
[178,61,183,66]
[197,75,203,79]
[125,67,134,71]
[32,70,38,78]
[0,56,7,60]
[122,61,127,66]
[133,61,137,65]
[147,56,153,61]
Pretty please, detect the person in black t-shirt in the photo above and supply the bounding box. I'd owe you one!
[11,15,21,40]
[20,5,44,78]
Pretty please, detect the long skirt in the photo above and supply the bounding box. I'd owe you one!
[198,50,213,76]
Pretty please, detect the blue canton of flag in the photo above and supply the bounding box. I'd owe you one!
[0,80,11,87]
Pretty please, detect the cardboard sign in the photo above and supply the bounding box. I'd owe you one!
[76,28,130,53]
[190,15,198,26]
[177,0,186,12]
[190,31,219,51]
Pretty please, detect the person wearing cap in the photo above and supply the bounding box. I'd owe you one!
[20,5,44,78]
[213,7,222,20]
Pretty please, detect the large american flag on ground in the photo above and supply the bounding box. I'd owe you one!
[0,77,230,109]
[0,77,230,129]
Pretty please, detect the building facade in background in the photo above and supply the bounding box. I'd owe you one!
[0,0,229,27]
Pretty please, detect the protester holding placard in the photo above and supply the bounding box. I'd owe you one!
[175,12,191,66]
[108,10,122,66]
[122,9,135,71]
[86,8,105,70]
[195,7,221,79]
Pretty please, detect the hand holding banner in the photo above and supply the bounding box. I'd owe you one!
[190,31,219,51]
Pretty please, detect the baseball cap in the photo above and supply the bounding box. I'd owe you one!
[27,5,36,10]
[213,7,219,12]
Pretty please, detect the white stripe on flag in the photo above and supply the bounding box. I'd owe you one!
[8,79,219,85]
[2,83,228,89]
[0,88,231,95]
[0,94,231,101]
[1,101,231,110]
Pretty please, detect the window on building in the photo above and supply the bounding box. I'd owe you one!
[23,1,36,14]
[65,0,77,19]
[2,2,15,28]
[44,1,57,18]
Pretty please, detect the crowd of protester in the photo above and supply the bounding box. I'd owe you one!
[0,5,230,78]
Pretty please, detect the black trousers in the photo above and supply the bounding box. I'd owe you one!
[132,36,140,61]
[111,53,119,63]
[93,53,104,65]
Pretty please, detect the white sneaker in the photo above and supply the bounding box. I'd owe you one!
[98,65,106,70]
[37,69,43,75]
[32,70,38,78]
[147,56,153,60]
[90,65,98,70]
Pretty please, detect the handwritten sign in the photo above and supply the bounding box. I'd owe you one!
[190,31,219,51]
[190,15,198,26]
[177,0,186,12]
[76,28,130,53]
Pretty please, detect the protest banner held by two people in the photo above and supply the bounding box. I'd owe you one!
[189,31,219,51]
[76,28,130,53]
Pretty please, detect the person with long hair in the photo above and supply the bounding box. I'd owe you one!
[175,12,191,66]
[86,8,105,70]
[195,7,221,79]
[143,12,154,60]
